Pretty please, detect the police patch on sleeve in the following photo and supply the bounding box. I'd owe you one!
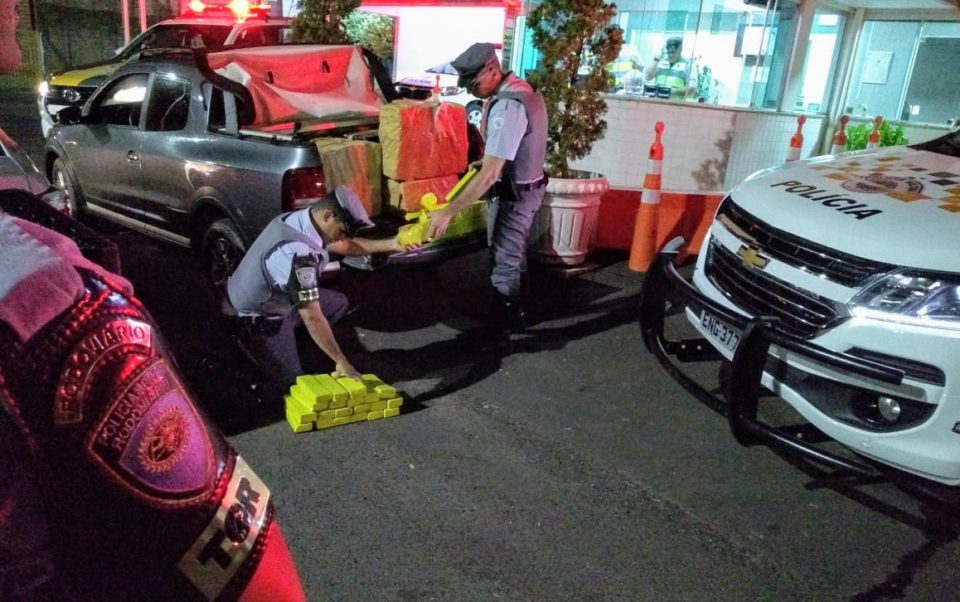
[289,254,320,305]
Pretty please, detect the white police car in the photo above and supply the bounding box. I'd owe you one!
[641,132,960,501]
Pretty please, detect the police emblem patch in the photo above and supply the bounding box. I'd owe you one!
[87,358,216,504]
[139,406,189,473]
[841,173,925,195]
[295,265,317,289]
[491,115,505,131]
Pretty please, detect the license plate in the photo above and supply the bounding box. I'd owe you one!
[700,309,741,354]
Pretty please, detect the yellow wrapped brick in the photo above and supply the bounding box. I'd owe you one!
[384,408,400,418]
[386,398,403,410]
[350,413,367,423]
[366,410,385,421]
[316,416,335,430]
[336,376,367,406]
[333,417,350,426]
[354,403,370,414]
[295,375,332,410]
[285,395,315,433]
[290,383,322,410]
[374,384,397,400]
[369,399,386,412]
[316,374,348,409]
[387,174,460,212]
[334,407,352,418]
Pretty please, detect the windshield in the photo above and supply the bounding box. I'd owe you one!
[119,24,233,60]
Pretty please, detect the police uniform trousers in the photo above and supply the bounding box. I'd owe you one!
[487,184,546,297]
[249,288,348,396]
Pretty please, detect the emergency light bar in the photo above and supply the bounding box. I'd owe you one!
[184,0,272,20]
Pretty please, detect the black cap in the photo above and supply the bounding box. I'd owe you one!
[666,37,682,49]
[451,42,498,87]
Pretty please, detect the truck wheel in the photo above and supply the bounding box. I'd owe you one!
[466,101,483,127]
[52,157,83,218]
[202,218,245,301]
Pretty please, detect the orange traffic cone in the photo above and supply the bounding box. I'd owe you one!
[830,114,849,155]
[867,115,883,149]
[786,115,806,162]
[628,121,665,273]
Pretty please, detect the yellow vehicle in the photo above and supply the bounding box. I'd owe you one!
[38,1,292,136]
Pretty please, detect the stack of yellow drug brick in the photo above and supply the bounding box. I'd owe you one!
[285,373,403,433]
[379,99,468,213]
[396,168,486,246]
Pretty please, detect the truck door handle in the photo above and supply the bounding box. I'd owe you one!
[127,150,139,162]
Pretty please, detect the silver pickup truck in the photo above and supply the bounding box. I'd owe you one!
[44,44,481,295]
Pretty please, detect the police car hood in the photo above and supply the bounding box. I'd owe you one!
[733,147,960,273]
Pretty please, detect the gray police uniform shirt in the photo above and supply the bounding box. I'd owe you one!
[226,208,329,317]
[485,72,548,185]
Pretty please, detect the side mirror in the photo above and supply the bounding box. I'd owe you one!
[57,105,83,125]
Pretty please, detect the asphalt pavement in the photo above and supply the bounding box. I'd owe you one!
[4,85,960,601]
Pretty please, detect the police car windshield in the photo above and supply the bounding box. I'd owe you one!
[120,24,233,60]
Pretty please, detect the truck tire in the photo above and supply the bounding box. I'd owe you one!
[51,157,84,218]
[202,218,245,302]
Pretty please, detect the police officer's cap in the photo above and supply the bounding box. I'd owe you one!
[332,185,373,237]
[451,43,498,87]
[666,37,683,49]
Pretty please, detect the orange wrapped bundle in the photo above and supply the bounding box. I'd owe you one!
[314,138,383,217]
[379,100,468,181]
[386,174,460,212]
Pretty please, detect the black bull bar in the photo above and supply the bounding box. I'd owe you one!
[639,252,907,478]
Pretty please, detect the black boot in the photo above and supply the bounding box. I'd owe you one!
[493,291,526,332]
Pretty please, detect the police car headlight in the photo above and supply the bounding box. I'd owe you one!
[849,270,960,327]
[38,80,49,97]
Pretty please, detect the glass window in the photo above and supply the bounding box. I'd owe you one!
[120,24,233,59]
[145,74,192,132]
[846,20,960,127]
[794,9,844,113]
[520,0,802,109]
[92,73,148,127]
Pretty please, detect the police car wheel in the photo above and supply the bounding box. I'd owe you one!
[466,101,483,128]
[52,157,84,218]
[202,218,245,301]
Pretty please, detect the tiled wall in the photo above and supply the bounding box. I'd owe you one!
[570,95,827,193]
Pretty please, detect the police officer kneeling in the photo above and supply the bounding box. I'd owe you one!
[226,186,407,400]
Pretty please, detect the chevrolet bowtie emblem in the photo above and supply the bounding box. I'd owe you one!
[736,245,769,269]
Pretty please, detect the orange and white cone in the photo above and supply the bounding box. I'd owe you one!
[628,121,665,273]
[867,115,883,149]
[786,115,806,162]
[830,114,849,155]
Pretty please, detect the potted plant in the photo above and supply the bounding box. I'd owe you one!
[524,0,623,265]
[290,0,358,44]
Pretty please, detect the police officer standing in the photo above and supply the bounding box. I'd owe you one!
[426,42,548,343]
[227,185,406,400]
[644,37,695,100]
